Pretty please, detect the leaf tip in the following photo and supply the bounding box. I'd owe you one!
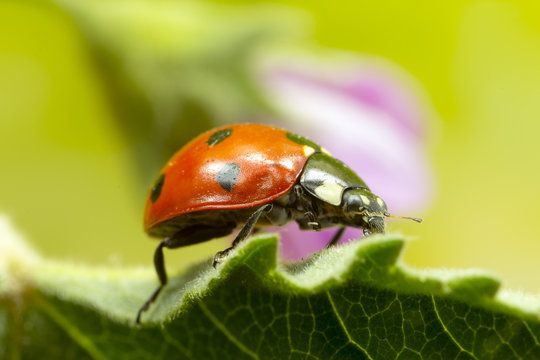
[447,272,501,299]
[359,234,405,268]
[218,233,279,276]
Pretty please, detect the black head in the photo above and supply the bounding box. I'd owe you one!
[342,187,388,235]
[342,188,422,235]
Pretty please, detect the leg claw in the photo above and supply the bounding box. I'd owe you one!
[213,249,231,268]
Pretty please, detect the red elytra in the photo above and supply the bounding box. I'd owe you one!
[144,123,312,235]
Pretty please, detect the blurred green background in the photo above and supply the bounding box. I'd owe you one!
[1,0,540,292]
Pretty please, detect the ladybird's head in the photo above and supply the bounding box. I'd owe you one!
[341,188,422,235]
[342,187,388,235]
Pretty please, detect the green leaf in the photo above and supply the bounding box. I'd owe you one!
[2,232,540,359]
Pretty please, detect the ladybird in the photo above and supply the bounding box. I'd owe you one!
[136,123,420,323]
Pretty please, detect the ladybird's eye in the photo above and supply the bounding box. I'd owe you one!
[344,194,365,213]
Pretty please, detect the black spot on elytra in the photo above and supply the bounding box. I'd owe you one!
[286,132,321,151]
[216,163,240,192]
[207,128,233,146]
[150,173,165,203]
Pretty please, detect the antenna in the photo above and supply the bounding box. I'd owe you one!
[386,214,423,223]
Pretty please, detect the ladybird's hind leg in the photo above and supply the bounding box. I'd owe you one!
[136,238,169,324]
[136,225,234,324]
[325,226,346,248]
[213,204,273,268]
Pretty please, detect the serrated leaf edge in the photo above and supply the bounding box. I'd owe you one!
[24,233,540,325]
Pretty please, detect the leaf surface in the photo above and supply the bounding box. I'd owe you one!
[2,234,540,359]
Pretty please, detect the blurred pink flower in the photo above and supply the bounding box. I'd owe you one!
[260,57,435,260]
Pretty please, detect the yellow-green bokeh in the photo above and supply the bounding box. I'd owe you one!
[1,0,540,292]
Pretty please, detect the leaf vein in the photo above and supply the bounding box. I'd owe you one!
[160,327,191,358]
[198,301,259,359]
[325,291,373,360]
[430,295,479,360]
[286,296,292,350]
[35,296,106,360]
[524,321,540,346]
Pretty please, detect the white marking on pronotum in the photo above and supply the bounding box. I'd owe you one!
[377,197,384,207]
[360,195,371,205]
[302,145,316,157]
[314,181,344,206]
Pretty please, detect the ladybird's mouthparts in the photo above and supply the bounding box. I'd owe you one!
[368,216,385,232]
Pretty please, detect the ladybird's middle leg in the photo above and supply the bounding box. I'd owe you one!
[325,226,346,248]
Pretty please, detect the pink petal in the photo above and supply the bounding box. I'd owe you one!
[260,57,435,260]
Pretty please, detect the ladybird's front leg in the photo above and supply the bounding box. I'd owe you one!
[213,204,273,268]
[303,211,322,231]
[293,185,322,231]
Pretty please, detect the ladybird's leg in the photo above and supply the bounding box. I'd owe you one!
[325,226,346,248]
[136,225,234,324]
[294,185,322,231]
[303,211,321,231]
[263,202,293,227]
[136,238,170,324]
[213,204,273,267]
